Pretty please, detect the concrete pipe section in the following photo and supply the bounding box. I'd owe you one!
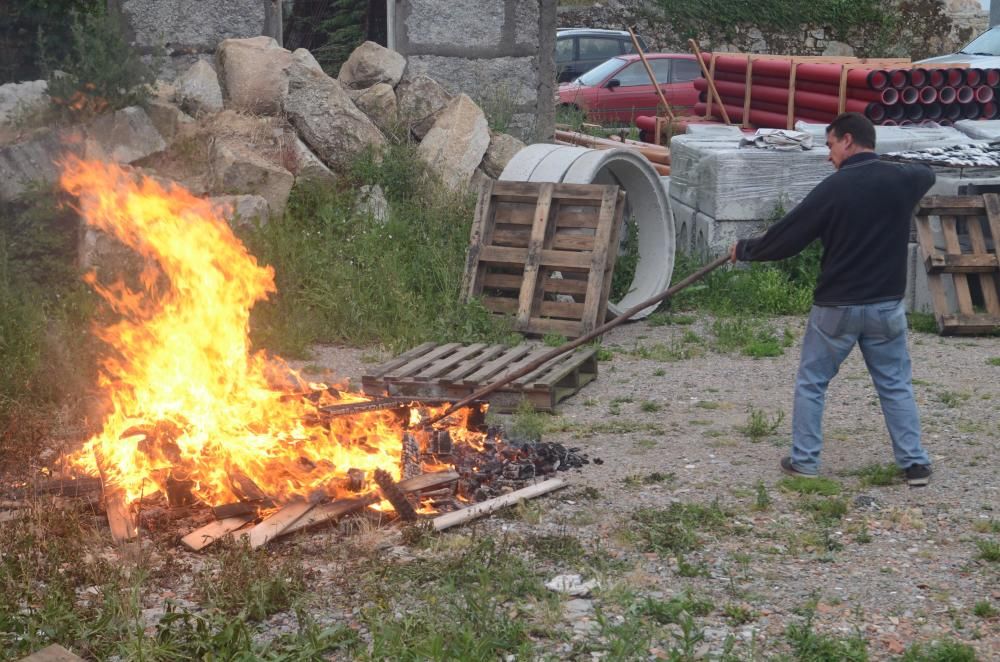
[499,144,675,319]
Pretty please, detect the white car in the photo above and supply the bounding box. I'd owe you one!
[917,25,1000,68]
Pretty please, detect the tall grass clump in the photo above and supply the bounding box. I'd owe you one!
[245,142,515,355]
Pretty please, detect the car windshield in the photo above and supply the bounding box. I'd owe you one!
[959,26,1000,55]
[577,57,625,86]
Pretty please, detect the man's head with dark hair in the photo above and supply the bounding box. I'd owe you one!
[824,112,876,169]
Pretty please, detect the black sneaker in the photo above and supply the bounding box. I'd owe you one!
[905,464,931,487]
[780,456,816,478]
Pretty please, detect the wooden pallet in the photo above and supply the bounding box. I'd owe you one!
[462,181,625,339]
[361,342,598,412]
[915,194,1000,335]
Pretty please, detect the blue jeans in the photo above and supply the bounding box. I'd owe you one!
[790,299,929,474]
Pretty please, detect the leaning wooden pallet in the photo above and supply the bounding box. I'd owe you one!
[361,342,598,412]
[461,181,625,339]
[915,194,1000,335]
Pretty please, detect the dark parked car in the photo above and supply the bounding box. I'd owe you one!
[557,53,702,124]
[556,28,649,83]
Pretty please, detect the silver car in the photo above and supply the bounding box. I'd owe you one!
[918,26,1000,68]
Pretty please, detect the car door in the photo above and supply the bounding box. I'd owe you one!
[598,58,670,123]
[664,57,701,110]
[555,36,577,82]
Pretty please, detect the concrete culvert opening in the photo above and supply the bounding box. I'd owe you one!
[499,144,675,319]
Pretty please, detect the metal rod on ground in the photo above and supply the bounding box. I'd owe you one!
[423,254,731,426]
[689,38,732,125]
[629,25,674,122]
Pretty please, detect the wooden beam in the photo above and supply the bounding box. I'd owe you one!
[244,499,317,549]
[282,495,379,536]
[181,514,255,551]
[398,470,460,494]
[432,478,567,531]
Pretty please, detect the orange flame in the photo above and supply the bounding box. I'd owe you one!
[61,159,466,506]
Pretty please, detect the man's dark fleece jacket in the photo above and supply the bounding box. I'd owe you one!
[735,152,935,306]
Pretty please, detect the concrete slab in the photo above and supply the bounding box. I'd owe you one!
[953,119,1000,141]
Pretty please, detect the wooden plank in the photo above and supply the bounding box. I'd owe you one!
[553,208,603,229]
[916,207,989,217]
[984,194,1000,254]
[492,230,596,252]
[924,253,999,273]
[462,179,497,300]
[415,343,488,379]
[477,245,592,271]
[519,317,584,338]
[915,216,953,329]
[524,349,597,389]
[462,344,535,385]
[383,343,463,379]
[282,495,378,536]
[941,216,974,315]
[432,478,567,531]
[512,351,576,386]
[368,342,437,379]
[492,346,554,384]
[482,296,585,319]
[598,192,627,323]
[966,218,1000,315]
[181,514,254,551]
[940,313,1000,334]
[918,196,987,211]
[493,181,611,201]
[483,272,589,295]
[17,644,87,662]
[245,499,317,549]
[398,470,460,493]
[492,201,535,225]
[580,186,620,335]
[439,344,510,383]
[515,183,555,331]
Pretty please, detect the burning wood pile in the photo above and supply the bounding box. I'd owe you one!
[0,160,586,548]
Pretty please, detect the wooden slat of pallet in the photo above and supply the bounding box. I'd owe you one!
[517,317,586,338]
[439,344,510,383]
[941,216,974,315]
[914,216,951,328]
[181,514,255,551]
[924,253,999,273]
[478,245,592,271]
[282,495,377,536]
[492,346,554,384]
[383,343,463,379]
[491,181,609,201]
[491,230,596,252]
[966,218,1000,315]
[482,271,590,295]
[919,196,987,211]
[984,194,1000,251]
[415,343,488,379]
[519,349,597,391]
[462,344,535,385]
[482,296,586,320]
[17,644,87,662]
[461,180,497,302]
[244,499,316,549]
[398,470,460,493]
[367,342,437,379]
[580,187,621,335]
[940,313,1000,334]
[516,183,555,330]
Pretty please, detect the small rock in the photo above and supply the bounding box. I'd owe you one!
[545,574,599,596]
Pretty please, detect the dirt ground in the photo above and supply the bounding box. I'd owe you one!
[288,314,1000,659]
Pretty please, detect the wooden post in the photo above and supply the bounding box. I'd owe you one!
[838,65,849,115]
[786,60,799,130]
[629,26,674,121]
[431,478,568,531]
[688,39,730,125]
[742,55,753,130]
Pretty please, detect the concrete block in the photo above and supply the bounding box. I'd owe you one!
[952,119,1000,140]
[692,214,769,257]
[794,122,974,153]
[904,242,939,314]
[404,0,506,50]
[926,167,1000,196]
[668,193,695,256]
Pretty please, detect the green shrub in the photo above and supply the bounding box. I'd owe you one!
[0,0,103,84]
[41,8,157,121]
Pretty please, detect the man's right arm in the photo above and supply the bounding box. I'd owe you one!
[733,183,830,263]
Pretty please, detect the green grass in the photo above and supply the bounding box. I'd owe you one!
[973,600,997,618]
[799,497,849,524]
[779,476,842,496]
[737,406,785,442]
[898,639,978,661]
[854,462,903,487]
[976,538,1000,562]
[785,609,868,661]
[244,144,515,355]
[987,357,1000,366]
[195,540,306,620]
[629,501,730,554]
[907,312,939,334]
[711,317,787,357]
[639,591,714,623]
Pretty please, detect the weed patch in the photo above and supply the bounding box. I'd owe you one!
[629,501,729,554]
[898,639,978,661]
[799,497,849,524]
[196,540,306,620]
[737,406,785,442]
[907,312,939,334]
[711,317,786,357]
[853,462,902,487]
[779,476,842,496]
[976,539,1000,562]
[785,609,868,661]
[639,591,714,623]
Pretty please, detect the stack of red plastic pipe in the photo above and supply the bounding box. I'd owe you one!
[638,55,1000,132]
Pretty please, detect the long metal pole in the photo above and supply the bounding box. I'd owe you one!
[423,254,731,426]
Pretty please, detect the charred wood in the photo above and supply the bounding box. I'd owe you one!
[373,469,417,522]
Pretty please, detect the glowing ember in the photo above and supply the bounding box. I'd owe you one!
[61,159,477,507]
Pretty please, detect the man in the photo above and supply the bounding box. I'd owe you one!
[730,112,934,487]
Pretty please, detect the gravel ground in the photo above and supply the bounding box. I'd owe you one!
[280,314,1000,660]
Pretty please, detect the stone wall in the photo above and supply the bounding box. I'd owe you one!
[109,0,283,78]
[556,0,987,61]
[392,0,556,143]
